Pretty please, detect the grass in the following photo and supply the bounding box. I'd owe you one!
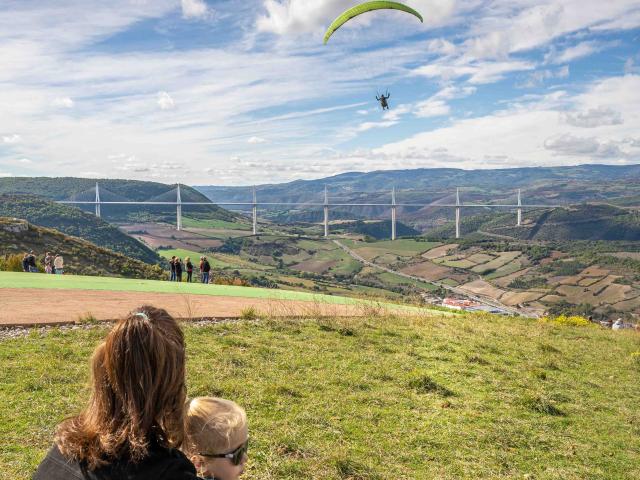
[1,314,639,479]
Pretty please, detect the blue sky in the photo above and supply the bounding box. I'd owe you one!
[0,0,639,185]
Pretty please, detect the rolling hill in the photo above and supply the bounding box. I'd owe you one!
[428,204,640,241]
[0,218,165,279]
[0,195,162,264]
[0,177,240,224]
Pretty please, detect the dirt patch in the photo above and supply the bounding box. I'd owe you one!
[578,277,603,287]
[580,266,611,277]
[401,262,452,281]
[459,280,506,299]
[422,244,458,260]
[499,291,545,306]
[0,288,393,326]
[120,223,223,251]
[540,295,566,303]
[492,268,531,288]
[467,253,495,264]
[291,259,338,274]
[612,296,640,311]
[611,252,640,260]
[471,251,521,273]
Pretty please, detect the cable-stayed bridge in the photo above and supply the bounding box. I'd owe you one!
[57,182,609,240]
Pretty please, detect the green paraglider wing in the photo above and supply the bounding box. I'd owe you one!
[323,1,423,44]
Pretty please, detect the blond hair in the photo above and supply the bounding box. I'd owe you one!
[184,397,247,455]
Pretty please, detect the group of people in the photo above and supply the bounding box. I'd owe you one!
[169,256,212,284]
[34,305,248,480]
[22,251,64,275]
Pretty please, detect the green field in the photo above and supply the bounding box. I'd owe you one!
[181,216,251,230]
[1,314,639,479]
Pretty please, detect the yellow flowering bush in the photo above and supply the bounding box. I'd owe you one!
[539,314,595,327]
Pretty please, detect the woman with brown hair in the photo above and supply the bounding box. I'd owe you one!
[33,305,199,480]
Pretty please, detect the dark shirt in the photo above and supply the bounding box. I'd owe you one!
[186,262,193,272]
[33,443,199,480]
[175,261,182,275]
[170,260,176,273]
[202,260,211,273]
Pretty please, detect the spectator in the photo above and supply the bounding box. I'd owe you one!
[22,253,29,272]
[176,257,183,283]
[44,252,53,274]
[185,257,193,283]
[183,397,248,480]
[28,250,37,272]
[33,306,198,480]
[53,255,64,275]
[199,256,204,282]
[202,257,211,284]
[170,256,177,282]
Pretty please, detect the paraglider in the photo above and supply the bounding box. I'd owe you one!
[323,2,423,110]
[376,91,390,110]
[323,1,424,45]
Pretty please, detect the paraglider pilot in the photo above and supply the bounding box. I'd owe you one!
[376,91,390,110]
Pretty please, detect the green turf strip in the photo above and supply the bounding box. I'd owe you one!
[0,271,433,313]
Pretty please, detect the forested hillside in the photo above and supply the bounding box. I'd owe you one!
[428,204,640,241]
[0,177,239,223]
[0,195,162,264]
[0,218,165,279]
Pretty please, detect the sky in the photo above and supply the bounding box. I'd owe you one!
[0,0,639,185]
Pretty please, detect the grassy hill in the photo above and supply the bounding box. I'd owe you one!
[1,313,638,479]
[0,177,240,224]
[0,218,164,279]
[428,204,640,241]
[0,194,162,264]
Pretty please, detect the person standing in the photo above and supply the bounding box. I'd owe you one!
[22,253,29,272]
[170,256,176,281]
[175,257,183,283]
[53,254,64,275]
[27,250,37,272]
[44,252,53,274]
[186,257,193,283]
[202,257,211,284]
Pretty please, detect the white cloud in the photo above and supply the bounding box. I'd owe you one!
[562,106,623,128]
[2,134,22,144]
[414,99,450,118]
[52,96,74,108]
[426,38,457,56]
[248,136,267,144]
[363,75,640,169]
[518,65,569,88]
[546,41,600,64]
[544,134,624,158]
[412,60,534,84]
[181,0,211,19]
[157,91,175,110]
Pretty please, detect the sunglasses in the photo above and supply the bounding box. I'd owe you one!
[200,439,248,466]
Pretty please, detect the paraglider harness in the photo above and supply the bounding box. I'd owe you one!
[376,90,390,110]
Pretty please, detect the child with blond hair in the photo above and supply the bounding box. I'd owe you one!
[183,397,248,480]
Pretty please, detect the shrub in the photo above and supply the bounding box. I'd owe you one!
[240,306,258,320]
[408,375,454,397]
[631,352,640,369]
[540,314,595,327]
[0,253,25,272]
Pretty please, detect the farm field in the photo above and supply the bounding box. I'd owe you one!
[2,314,639,479]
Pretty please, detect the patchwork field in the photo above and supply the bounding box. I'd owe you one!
[2,314,639,479]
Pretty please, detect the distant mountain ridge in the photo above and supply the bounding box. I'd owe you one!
[196,164,640,228]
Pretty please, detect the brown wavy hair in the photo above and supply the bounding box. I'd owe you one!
[55,305,187,470]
